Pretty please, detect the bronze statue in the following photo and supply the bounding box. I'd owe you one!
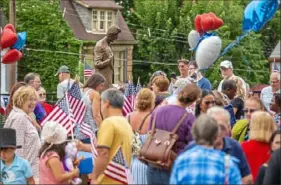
[93,25,121,90]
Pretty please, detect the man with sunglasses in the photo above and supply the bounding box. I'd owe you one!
[260,72,280,112]
[217,60,247,94]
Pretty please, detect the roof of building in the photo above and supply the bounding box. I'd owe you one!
[78,0,123,10]
[250,84,269,93]
[268,41,280,62]
[61,0,136,44]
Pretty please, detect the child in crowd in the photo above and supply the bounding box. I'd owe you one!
[0,128,35,184]
[39,121,79,184]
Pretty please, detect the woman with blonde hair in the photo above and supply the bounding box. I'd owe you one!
[232,96,265,142]
[241,111,277,182]
[230,75,246,100]
[127,88,155,184]
[4,86,41,182]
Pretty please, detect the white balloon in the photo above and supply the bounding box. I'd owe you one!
[195,36,222,70]
[188,30,200,50]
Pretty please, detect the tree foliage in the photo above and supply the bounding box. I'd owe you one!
[1,0,279,88]
[126,0,280,87]
[1,0,82,91]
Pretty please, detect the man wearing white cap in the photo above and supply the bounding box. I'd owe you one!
[217,60,247,94]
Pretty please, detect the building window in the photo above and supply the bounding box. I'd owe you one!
[92,10,115,32]
[92,10,98,30]
[114,51,124,83]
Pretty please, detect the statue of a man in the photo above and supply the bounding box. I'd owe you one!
[93,25,121,90]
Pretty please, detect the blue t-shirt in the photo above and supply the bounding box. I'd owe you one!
[197,77,212,91]
[222,137,251,178]
[1,155,33,184]
[34,102,46,122]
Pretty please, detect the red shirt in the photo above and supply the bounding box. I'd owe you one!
[241,140,270,181]
[43,102,53,115]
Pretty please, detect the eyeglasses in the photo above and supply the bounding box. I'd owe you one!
[39,93,46,97]
[204,100,215,105]
[243,108,258,113]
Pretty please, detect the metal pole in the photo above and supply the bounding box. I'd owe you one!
[9,0,16,90]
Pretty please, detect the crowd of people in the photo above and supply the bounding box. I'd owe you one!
[0,59,280,185]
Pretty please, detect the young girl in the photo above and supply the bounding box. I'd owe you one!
[39,121,79,184]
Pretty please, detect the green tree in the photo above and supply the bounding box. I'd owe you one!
[2,0,82,92]
[128,0,280,87]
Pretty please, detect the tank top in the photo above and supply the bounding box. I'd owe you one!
[75,88,98,140]
[39,152,68,184]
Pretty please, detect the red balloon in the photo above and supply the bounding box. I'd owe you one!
[2,49,22,64]
[213,17,224,30]
[4,24,16,33]
[200,13,215,32]
[1,28,18,49]
[194,15,203,33]
[208,12,217,30]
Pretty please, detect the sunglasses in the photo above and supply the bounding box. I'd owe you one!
[204,100,215,105]
[178,65,186,68]
[39,93,46,97]
[243,108,258,113]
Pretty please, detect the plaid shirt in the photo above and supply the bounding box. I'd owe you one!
[170,145,242,184]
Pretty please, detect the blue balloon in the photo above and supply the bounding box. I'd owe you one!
[242,0,279,32]
[12,32,26,50]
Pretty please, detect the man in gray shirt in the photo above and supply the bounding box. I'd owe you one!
[55,65,74,99]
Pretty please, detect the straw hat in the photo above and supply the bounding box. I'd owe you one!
[41,121,67,145]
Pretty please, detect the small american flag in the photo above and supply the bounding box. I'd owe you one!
[84,62,93,77]
[104,147,133,184]
[41,82,86,134]
[80,122,98,159]
[122,82,136,116]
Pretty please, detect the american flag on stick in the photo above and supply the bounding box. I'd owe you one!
[84,62,94,77]
[80,122,98,159]
[41,82,86,134]
[122,82,136,116]
[104,147,133,184]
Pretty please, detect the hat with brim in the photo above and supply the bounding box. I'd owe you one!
[55,65,70,76]
[41,121,68,145]
[220,60,233,69]
[0,128,22,149]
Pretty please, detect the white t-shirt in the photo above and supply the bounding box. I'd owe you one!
[217,75,247,93]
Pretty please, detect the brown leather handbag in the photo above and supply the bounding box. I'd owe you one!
[138,112,188,170]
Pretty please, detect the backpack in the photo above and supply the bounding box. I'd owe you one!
[138,111,188,170]
[128,113,150,156]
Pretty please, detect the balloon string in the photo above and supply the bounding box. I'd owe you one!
[219,30,251,57]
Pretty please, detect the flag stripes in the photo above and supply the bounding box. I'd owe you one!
[41,82,86,134]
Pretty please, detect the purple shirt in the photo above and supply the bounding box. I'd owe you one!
[149,105,195,154]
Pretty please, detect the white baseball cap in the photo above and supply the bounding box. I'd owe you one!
[220,60,233,69]
[41,121,67,145]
